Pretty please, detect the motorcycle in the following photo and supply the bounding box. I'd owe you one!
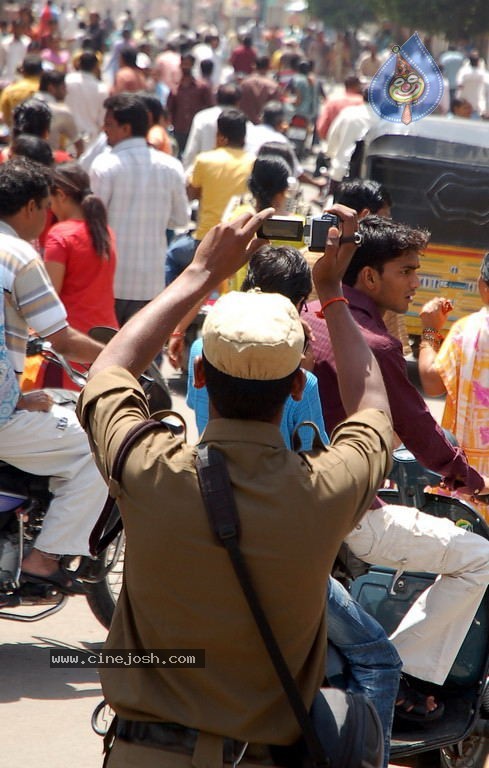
[331,446,489,767]
[0,332,170,630]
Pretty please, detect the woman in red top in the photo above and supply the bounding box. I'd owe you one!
[44,162,118,387]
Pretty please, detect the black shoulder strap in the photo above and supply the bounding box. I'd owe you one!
[89,414,185,557]
[195,444,329,768]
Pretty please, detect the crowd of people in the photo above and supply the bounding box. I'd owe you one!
[0,4,489,768]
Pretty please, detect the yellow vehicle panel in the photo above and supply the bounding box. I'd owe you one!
[405,243,484,336]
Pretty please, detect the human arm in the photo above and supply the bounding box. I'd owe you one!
[89,161,112,207]
[312,205,392,421]
[73,136,85,157]
[16,391,53,412]
[46,325,104,363]
[186,156,202,201]
[44,261,65,296]
[88,209,274,380]
[167,298,205,369]
[417,297,452,396]
[13,256,104,365]
[182,117,203,170]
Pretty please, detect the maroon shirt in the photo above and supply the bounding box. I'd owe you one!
[167,77,214,134]
[239,72,281,123]
[307,285,484,493]
[230,45,257,75]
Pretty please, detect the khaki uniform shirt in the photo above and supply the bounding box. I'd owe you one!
[77,366,391,747]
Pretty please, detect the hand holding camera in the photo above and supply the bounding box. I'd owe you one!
[311,205,361,299]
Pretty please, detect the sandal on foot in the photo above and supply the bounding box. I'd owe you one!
[395,676,445,723]
[21,569,85,595]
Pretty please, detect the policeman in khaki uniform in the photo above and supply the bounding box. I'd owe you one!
[77,206,393,767]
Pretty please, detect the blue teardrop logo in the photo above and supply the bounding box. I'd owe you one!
[369,32,444,123]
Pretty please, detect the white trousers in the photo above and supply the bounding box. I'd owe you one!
[345,503,489,684]
[0,404,107,555]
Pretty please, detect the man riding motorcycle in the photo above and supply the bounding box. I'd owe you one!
[0,157,107,593]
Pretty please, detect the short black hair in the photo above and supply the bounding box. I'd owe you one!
[217,108,247,146]
[343,216,430,287]
[344,74,361,90]
[21,54,43,77]
[241,245,312,306]
[255,55,270,71]
[0,157,51,216]
[11,134,54,167]
[103,93,149,137]
[216,83,241,106]
[119,45,138,67]
[203,355,298,422]
[137,92,163,124]
[39,69,65,92]
[12,98,51,139]
[79,50,99,72]
[200,58,214,77]
[298,59,312,75]
[335,179,392,214]
[261,100,285,128]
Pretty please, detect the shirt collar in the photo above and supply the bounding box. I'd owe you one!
[111,137,148,153]
[201,418,286,449]
[343,284,386,329]
[0,221,20,238]
[37,91,56,103]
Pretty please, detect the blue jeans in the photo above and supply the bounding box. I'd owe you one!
[165,234,200,286]
[328,577,402,768]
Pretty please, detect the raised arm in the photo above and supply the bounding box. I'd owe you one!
[312,205,392,422]
[418,297,452,396]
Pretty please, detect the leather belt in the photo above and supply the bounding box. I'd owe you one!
[116,718,296,765]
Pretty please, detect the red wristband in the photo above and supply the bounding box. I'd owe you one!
[315,297,349,317]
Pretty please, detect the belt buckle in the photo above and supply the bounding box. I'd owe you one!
[233,741,248,767]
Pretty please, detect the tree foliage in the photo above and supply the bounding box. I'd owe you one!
[309,0,489,38]
[307,0,377,30]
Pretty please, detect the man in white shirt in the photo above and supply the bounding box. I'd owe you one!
[0,20,30,84]
[36,69,84,156]
[182,83,242,169]
[90,93,188,325]
[456,51,487,116]
[326,92,377,186]
[65,50,108,147]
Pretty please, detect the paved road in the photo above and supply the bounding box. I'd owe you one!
[0,360,442,768]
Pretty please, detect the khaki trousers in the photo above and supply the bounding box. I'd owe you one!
[345,503,489,684]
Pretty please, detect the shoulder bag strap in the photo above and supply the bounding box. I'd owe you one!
[89,415,184,557]
[195,444,329,768]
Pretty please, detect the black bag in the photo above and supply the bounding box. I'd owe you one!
[196,444,383,768]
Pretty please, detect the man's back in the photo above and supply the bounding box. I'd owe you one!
[90,139,188,301]
[182,104,222,169]
[239,72,281,123]
[65,71,108,144]
[192,146,254,240]
[78,367,389,742]
[316,92,364,140]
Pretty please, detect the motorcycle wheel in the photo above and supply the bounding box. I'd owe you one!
[84,530,125,630]
[440,734,489,768]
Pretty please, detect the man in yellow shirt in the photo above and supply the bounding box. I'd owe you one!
[165,108,254,285]
[0,54,43,128]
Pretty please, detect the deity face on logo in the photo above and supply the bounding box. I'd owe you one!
[389,71,425,104]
